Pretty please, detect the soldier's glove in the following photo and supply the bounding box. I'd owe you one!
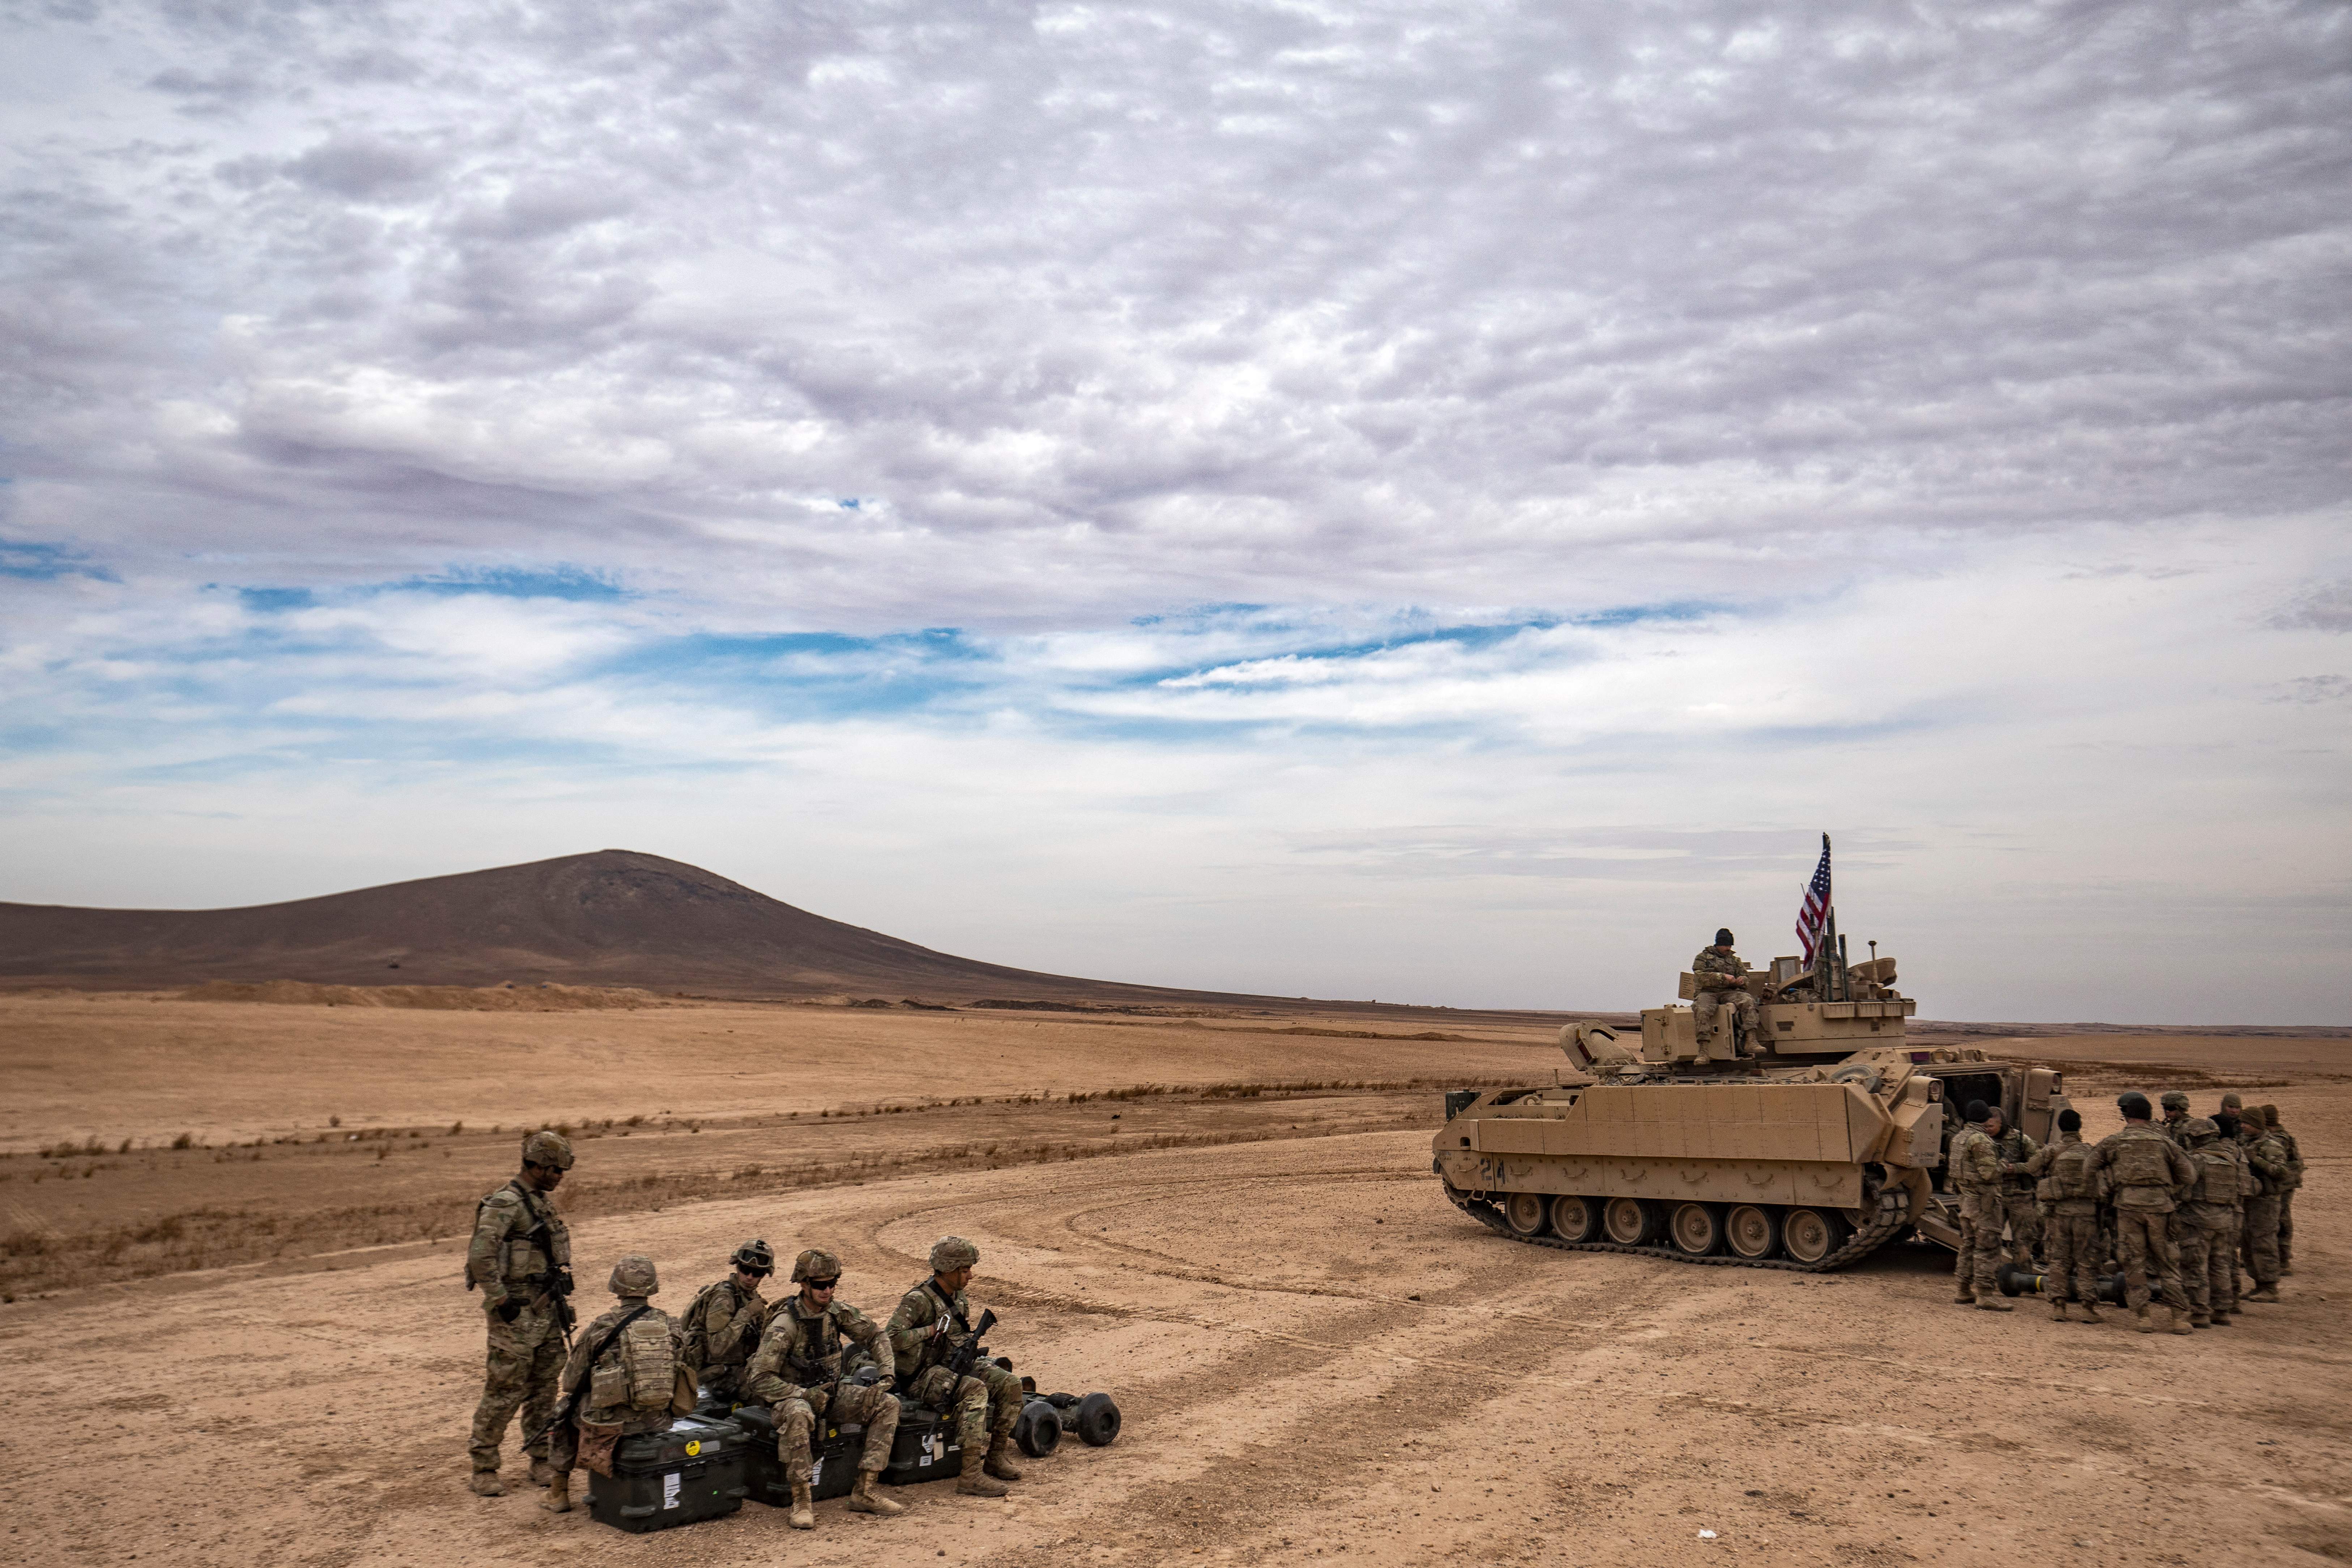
[495,1299,522,1323]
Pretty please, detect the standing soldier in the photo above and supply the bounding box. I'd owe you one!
[541,1253,681,1513]
[2085,1092,2197,1334]
[1689,929,1759,1064]
[741,1248,907,1529]
[2240,1112,2291,1303]
[2263,1106,2303,1275]
[887,1237,1026,1496]
[465,1130,576,1496]
[679,1240,775,1408]
[2174,1119,2242,1328]
[1986,1105,2043,1267]
[1948,1103,2012,1311]
[2211,1111,2249,1316]
[2158,1091,2193,1145]
[2026,1109,2102,1322]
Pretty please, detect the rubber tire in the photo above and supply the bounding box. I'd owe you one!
[1669,1202,1725,1257]
[1504,1192,1550,1236]
[1549,1195,1601,1243]
[1074,1392,1121,1447]
[1725,1204,1781,1260]
[1782,1207,1851,1265]
[1015,1399,1063,1459]
[1603,1197,1661,1247]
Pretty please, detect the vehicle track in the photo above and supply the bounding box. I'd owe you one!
[1444,1179,1912,1273]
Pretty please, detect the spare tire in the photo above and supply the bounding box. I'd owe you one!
[1073,1391,1121,1447]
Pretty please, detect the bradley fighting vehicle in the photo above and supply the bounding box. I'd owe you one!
[1433,915,2070,1271]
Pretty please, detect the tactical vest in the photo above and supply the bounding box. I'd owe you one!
[2104,1130,2176,1187]
[782,1308,845,1384]
[588,1310,677,1415]
[1951,1129,2001,1190]
[465,1180,566,1291]
[2043,1141,2098,1209]
[2191,1144,2242,1207]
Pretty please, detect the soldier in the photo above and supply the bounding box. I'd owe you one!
[1985,1105,2042,1267]
[679,1240,775,1407]
[2211,1111,2249,1316]
[2085,1092,2197,1334]
[2239,1112,2291,1303]
[465,1129,576,1496]
[1948,1102,2011,1312]
[2159,1091,2193,1146]
[742,1248,907,1529]
[2174,1119,2243,1328]
[2263,1105,2303,1275]
[2025,1109,2103,1322]
[887,1237,1026,1496]
[541,1253,681,1514]
[1690,928,1759,1064]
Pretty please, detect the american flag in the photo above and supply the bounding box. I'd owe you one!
[1795,834,1832,964]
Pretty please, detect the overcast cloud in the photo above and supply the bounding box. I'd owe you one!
[3,0,2346,1022]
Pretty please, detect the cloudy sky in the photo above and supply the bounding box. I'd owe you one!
[3,0,2346,1023]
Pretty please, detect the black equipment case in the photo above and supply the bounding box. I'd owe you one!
[730,1403,860,1504]
[585,1414,752,1533]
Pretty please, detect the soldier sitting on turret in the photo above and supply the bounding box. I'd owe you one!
[1691,928,1759,1065]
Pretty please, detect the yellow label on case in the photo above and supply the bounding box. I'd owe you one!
[685,1440,702,1457]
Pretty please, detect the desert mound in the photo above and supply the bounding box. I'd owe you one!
[0,849,1271,1001]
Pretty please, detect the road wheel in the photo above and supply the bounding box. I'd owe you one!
[1725,1204,1781,1260]
[1602,1197,1661,1246]
[1549,1195,1601,1243]
[1669,1202,1725,1256]
[1782,1207,1852,1266]
[1504,1192,1550,1236]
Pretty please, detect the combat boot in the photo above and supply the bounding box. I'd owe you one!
[2190,1311,2211,1328]
[1974,1296,2012,1312]
[1952,1289,1976,1305]
[2247,1284,2281,1303]
[468,1469,505,1497]
[540,1472,571,1513]
[956,1445,1010,1498]
[847,1469,905,1516]
[2168,1307,2193,1336]
[2134,1307,2154,1334]
[2077,1301,2104,1324]
[984,1434,1024,1482]
[2050,1300,2070,1322]
[788,1480,815,1529]
[2204,1309,2230,1326]
[528,1456,557,1486]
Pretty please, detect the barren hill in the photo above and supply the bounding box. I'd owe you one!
[0,849,1247,1002]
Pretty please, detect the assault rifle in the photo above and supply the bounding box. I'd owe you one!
[943,1308,998,1380]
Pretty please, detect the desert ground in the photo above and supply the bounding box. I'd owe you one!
[1,991,2347,1567]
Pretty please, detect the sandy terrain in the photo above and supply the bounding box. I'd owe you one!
[0,1002,2343,1567]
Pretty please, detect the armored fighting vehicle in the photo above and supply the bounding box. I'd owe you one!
[1433,921,2069,1271]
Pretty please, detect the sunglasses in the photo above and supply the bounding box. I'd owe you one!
[805,1278,839,1291]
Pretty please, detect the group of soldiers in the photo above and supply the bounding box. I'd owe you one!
[1947,1089,2302,1333]
[463,1131,1028,1525]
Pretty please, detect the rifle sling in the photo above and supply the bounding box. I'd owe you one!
[528,1304,653,1446]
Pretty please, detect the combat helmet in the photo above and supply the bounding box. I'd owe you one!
[609,1253,659,1296]
[2183,1117,2218,1144]
[520,1129,575,1169]
[731,1239,776,1275]
[929,1236,980,1273]
[2159,1091,2191,1113]
[792,1247,842,1284]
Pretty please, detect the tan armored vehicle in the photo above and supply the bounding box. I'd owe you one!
[1433,922,2069,1271]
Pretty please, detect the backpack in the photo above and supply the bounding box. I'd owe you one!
[2045,1141,2097,1202]
[677,1281,729,1372]
[2192,1145,2241,1205]
[588,1310,677,1415]
[2105,1130,2174,1186]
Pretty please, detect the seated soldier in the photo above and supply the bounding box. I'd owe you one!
[887,1236,1024,1498]
[1690,928,1759,1063]
[742,1248,906,1529]
[542,1253,681,1513]
[680,1239,774,1408]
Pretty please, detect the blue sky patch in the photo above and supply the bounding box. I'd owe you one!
[390,565,631,602]
[2,537,117,582]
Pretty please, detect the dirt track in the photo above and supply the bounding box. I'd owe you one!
[0,1006,2345,1567]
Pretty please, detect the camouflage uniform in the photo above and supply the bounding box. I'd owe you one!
[743,1296,902,1488]
[2085,1123,2196,1327]
[1993,1122,2043,1264]
[680,1275,768,1405]
[2211,1133,2251,1315]
[2240,1120,2291,1298]
[465,1163,574,1479]
[539,1255,679,1512]
[887,1241,1023,1472]
[1689,946,1757,1062]
[2026,1129,2102,1314]
[2175,1121,2244,1326]
[2159,1092,2193,1148]
[2266,1108,2302,1273]
[1948,1122,2007,1304]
